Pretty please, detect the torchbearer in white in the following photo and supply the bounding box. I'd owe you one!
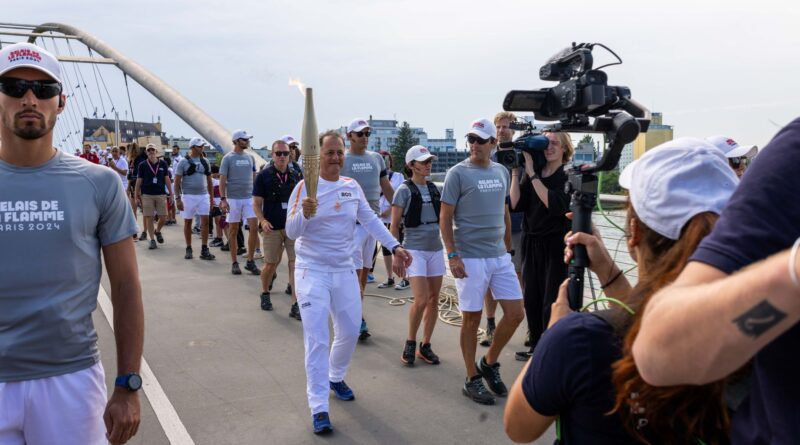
[286,130,412,435]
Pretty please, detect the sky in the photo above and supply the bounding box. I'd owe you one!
[4,0,799,151]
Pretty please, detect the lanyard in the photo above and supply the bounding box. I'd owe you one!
[275,171,288,185]
[147,160,159,177]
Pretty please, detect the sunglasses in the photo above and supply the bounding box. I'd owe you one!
[146,149,157,153]
[353,131,371,137]
[729,157,746,168]
[273,151,290,157]
[467,134,491,145]
[413,158,433,166]
[0,77,62,100]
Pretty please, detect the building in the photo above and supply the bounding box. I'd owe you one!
[619,112,674,171]
[573,142,596,164]
[82,118,167,150]
[167,136,191,152]
[337,117,462,173]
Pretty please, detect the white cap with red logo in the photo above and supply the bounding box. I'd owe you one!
[347,118,370,133]
[705,135,758,159]
[280,135,299,146]
[405,145,437,165]
[189,137,207,147]
[0,42,62,84]
[466,118,496,140]
[231,129,253,141]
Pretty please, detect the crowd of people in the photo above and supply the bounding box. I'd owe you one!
[2,41,799,445]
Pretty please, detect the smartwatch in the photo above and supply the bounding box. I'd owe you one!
[220,197,227,201]
[447,252,459,259]
[391,245,402,255]
[507,249,516,257]
[115,373,143,391]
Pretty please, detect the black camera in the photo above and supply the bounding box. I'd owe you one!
[495,127,549,173]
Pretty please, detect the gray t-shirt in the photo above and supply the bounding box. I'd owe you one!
[393,182,443,252]
[0,150,138,382]
[175,156,209,195]
[219,151,255,199]
[342,150,385,213]
[441,159,510,258]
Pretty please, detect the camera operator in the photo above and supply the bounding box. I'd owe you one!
[505,138,737,444]
[479,112,524,348]
[633,119,800,444]
[509,131,573,360]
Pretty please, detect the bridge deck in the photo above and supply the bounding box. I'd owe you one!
[96,222,557,445]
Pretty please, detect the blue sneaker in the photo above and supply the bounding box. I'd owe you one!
[367,273,375,283]
[359,319,371,340]
[312,412,333,435]
[330,380,355,401]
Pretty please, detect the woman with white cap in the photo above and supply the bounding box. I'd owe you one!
[391,145,445,366]
[705,135,758,178]
[504,138,739,444]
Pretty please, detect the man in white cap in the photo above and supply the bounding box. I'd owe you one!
[342,117,396,340]
[135,143,173,249]
[705,135,758,178]
[174,137,216,260]
[440,118,524,405]
[219,129,260,275]
[0,42,143,445]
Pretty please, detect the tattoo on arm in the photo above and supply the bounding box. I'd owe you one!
[732,300,787,338]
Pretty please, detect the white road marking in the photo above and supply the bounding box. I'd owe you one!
[97,287,195,445]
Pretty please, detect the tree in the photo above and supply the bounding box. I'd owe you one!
[391,121,417,173]
[599,170,623,195]
[579,134,593,145]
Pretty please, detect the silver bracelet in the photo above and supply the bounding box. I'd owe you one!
[789,237,800,288]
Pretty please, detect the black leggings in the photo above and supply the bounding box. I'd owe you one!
[521,233,568,351]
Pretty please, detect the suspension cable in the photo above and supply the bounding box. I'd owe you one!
[87,48,107,118]
[65,39,96,117]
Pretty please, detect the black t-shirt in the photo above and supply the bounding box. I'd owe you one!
[690,118,800,444]
[514,165,570,238]
[522,312,639,445]
[491,150,524,233]
[137,159,169,195]
[252,164,302,230]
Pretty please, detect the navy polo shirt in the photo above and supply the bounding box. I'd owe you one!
[252,164,302,231]
[690,118,800,444]
[136,159,169,195]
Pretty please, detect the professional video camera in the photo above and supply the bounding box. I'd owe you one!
[502,42,651,310]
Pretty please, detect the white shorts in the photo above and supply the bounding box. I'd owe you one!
[180,194,210,219]
[456,255,522,312]
[0,362,107,445]
[227,197,256,223]
[351,224,376,270]
[406,249,446,278]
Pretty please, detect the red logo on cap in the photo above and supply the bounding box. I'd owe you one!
[473,122,484,129]
[726,138,737,146]
[420,148,428,153]
[359,120,367,126]
[8,49,42,63]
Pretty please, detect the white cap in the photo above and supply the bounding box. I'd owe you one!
[0,42,62,84]
[189,137,207,147]
[466,118,496,140]
[347,118,370,133]
[705,135,758,159]
[405,145,436,164]
[231,129,253,141]
[145,143,160,154]
[619,137,738,240]
[280,135,299,146]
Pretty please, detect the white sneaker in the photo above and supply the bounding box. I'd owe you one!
[394,279,410,290]
[253,248,264,260]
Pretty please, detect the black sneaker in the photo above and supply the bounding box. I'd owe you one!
[220,243,230,252]
[401,340,416,366]
[394,279,410,290]
[148,240,157,250]
[184,247,193,259]
[237,246,247,256]
[140,231,147,241]
[463,375,495,405]
[289,302,302,320]
[417,343,440,365]
[477,357,508,396]
[359,319,371,341]
[285,283,292,295]
[200,246,216,260]
[244,260,261,275]
[515,350,533,362]
[231,262,241,275]
[377,278,395,289]
[210,238,223,248]
[479,325,495,347]
[155,231,164,244]
[260,292,273,311]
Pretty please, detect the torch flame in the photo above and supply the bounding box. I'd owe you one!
[289,78,307,97]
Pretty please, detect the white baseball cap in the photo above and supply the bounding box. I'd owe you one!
[145,143,160,154]
[189,137,207,147]
[0,42,62,84]
[466,118,496,140]
[280,135,299,146]
[347,118,370,133]
[705,135,758,159]
[405,145,437,165]
[619,137,738,240]
[231,129,253,141]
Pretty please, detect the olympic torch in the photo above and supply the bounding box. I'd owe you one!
[301,87,320,216]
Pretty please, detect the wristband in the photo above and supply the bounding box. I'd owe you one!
[507,249,515,257]
[601,269,624,289]
[447,252,459,259]
[790,237,800,288]
[220,197,227,201]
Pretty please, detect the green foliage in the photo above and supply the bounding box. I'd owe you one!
[599,170,623,195]
[579,134,594,145]
[390,121,417,173]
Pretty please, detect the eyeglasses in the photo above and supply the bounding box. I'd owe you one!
[273,151,290,157]
[729,157,745,168]
[353,131,371,137]
[467,134,491,145]
[0,77,62,100]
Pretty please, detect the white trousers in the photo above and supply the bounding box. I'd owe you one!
[0,362,107,445]
[295,268,362,415]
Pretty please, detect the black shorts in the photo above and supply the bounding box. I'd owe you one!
[210,206,222,218]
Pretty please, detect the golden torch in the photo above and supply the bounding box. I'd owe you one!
[300,87,320,216]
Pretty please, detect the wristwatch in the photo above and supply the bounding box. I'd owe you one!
[508,249,516,257]
[220,197,227,201]
[447,252,459,259]
[115,373,142,392]
[391,245,402,254]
